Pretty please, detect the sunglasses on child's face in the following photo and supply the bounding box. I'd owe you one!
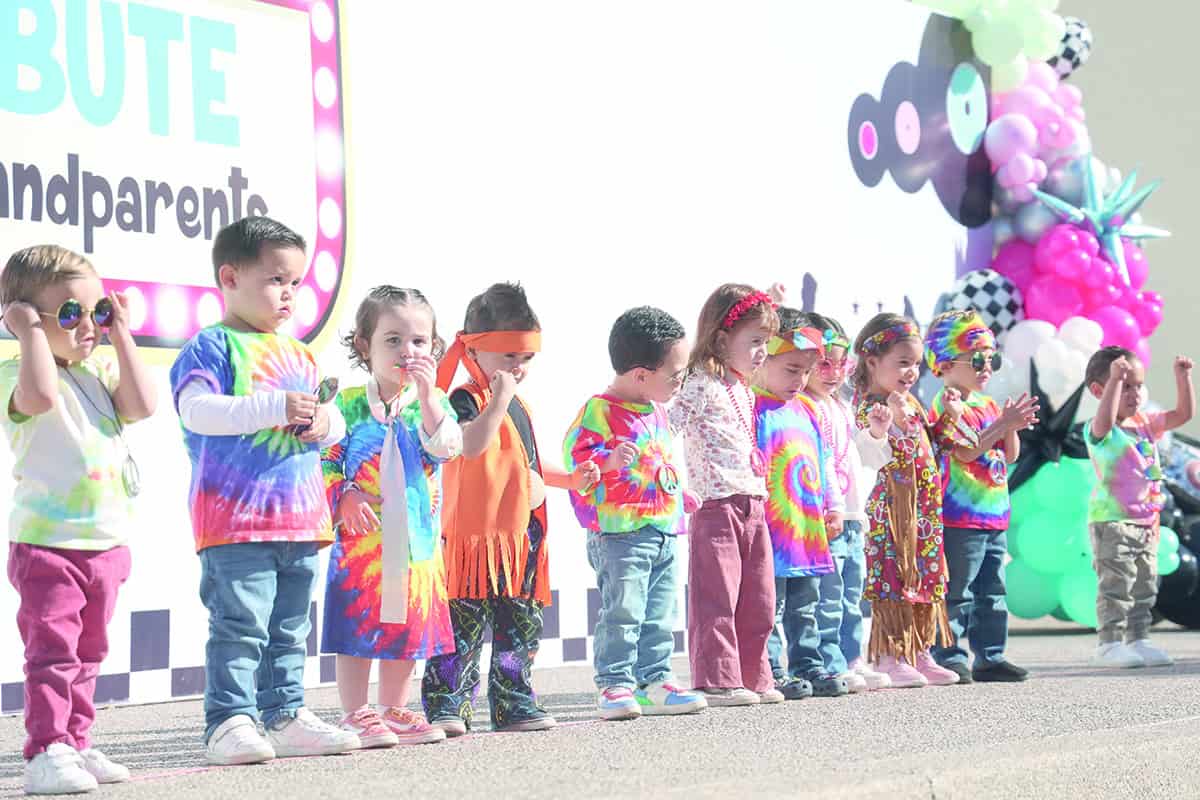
[40,298,115,331]
[817,356,855,376]
[955,351,1002,373]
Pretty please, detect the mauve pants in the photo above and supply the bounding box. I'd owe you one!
[7,542,130,760]
[687,495,775,693]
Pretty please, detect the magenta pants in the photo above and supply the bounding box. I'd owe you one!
[687,495,775,693]
[7,542,130,760]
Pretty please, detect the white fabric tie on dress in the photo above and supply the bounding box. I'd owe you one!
[369,379,413,625]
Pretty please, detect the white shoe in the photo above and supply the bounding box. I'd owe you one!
[24,743,98,795]
[206,714,276,765]
[757,687,785,704]
[849,657,892,690]
[1129,639,1173,667]
[78,748,130,783]
[838,671,868,693]
[697,687,760,707]
[1090,642,1145,669]
[267,708,361,757]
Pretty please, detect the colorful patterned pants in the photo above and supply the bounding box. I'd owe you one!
[421,597,546,730]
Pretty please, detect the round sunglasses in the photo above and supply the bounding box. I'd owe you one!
[39,297,115,331]
[953,351,1003,373]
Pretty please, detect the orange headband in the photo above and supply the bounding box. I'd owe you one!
[436,330,543,391]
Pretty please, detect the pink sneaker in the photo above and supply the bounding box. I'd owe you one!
[382,706,447,745]
[876,655,927,688]
[915,651,960,686]
[848,657,892,690]
[338,705,399,749]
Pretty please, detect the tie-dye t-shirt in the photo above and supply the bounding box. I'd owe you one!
[170,325,332,552]
[754,389,836,577]
[563,394,684,535]
[321,383,457,660]
[1086,410,1168,525]
[932,389,1010,530]
[0,356,132,550]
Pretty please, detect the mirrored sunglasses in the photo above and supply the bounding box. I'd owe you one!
[40,297,114,331]
[956,351,1002,373]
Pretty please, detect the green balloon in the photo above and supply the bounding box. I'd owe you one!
[1058,561,1099,629]
[1024,12,1066,61]
[914,0,979,18]
[974,18,1025,66]
[1006,559,1061,619]
[1013,509,1089,575]
[1158,548,1181,576]
[1158,527,1180,555]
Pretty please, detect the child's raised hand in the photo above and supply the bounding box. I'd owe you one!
[767,282,787,304]
[825,510,844,538]
[299,404,330,443]
[886,392,909,427]
[338,487,381,537]
[1001,393,1039,432]
[1175,355,1194,376]
[867,403,893,437]
[489,369,518,402]
[602,440,639,474]
[572,461,601,492]
[941,387,964,421]
[1,302,40,337]
[106,291,131,334]
[285,391,317,426]
[1109,356,1132,383]
[404,354,438,398]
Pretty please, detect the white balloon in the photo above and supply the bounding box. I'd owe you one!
[1002,320,1057,369]
[987,355,1029,405]
[1058,316,1104,354]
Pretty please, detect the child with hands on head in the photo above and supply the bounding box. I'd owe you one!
[423,282,598,735]
[321,286,463,748]
[1084,347,1194,668]
[1,245,156,795]
[169,216,355,766]
[852,312,964,689]
[563,306,707,721]
[924,310,1038,684]
[669,284,784,707]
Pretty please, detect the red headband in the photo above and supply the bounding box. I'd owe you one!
[722,291,774,330]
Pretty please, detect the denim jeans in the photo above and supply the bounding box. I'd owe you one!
[816,520,867,674]
[932,527,1009,667]
[586,527,678,689]
[766,575,821,678]
[198,541,320,741]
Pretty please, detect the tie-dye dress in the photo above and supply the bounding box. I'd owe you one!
[321,382,461,660]
[931,390,1009,530]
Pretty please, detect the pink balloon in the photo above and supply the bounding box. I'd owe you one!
[1053,83,1083,110]
[1069,106,1086,122]
[991,240,1037,292]
[1031,159,1048,183]
[997,87,1053,125]
[1142,290,1164,307]
[1080,230,1100,257]
[1131,295,1164,337]
[1123,240,1149,290]
[1090,305,1142,350]
[1082,285,1121,311]
[1052,248,1091,281]
[984,115,1039,164]
[1083,258,1115,288]
[999,153,1036,185]
[1035,224,1081,274]
[1025,275,1084,326]
[1133,337,1152,367]
[1026,62,1060,94]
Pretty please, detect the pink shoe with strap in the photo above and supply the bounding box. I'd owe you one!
[875,655,927,689]
[382,706,447,745]
[914,651,960,686]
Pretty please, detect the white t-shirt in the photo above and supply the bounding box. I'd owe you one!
[0,356,132,550]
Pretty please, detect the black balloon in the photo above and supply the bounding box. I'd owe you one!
[1156,545,1200,628]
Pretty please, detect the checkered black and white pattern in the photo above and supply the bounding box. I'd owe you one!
[1048,17,1093,80]
[944,269,1024,339]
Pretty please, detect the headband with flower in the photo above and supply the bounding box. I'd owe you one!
[721,291,775,330]
[821,327,851,356]
[859,319,921,354]
[924,310,996,373]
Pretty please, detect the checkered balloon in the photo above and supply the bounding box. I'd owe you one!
[944,269,1024,339]
[1047,17,1093,80]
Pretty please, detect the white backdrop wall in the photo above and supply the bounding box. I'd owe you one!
[0,0,985,712]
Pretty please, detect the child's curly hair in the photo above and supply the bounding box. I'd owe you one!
[343,286,444,371]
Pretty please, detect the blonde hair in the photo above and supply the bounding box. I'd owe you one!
[1,245,96,306]
[687,283,779,380]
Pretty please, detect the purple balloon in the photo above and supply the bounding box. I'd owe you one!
[1026,275,1084,327]
[1090,305,1142,350]
[984,114,1039,165]
[992,240,1037,292]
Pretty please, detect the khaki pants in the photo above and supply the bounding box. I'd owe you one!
[1089,521,1158,644]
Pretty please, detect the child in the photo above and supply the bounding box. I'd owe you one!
[1084,346,1194,668]
[423,282,598,734]
[1,245,156,795]
[669,284,783,706]
[321,286,463,746]
[563,306,706,721]
[852,313,962,688]
[755,310,845,699]
[925,310,1038,683]
[801,312,893,692]
[170,217,359,765]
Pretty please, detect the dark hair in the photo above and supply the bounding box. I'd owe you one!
[851,312,920,393]
[809,312,846,337]
[211,216,306,283]
[687,284,780,379]
[463,282,540,334]
[609,306,686,374]
[1085,345,1137,388]
[776,306,804,337]
[342,286,445,371]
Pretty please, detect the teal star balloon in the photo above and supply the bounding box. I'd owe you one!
[1032,157,1170,287]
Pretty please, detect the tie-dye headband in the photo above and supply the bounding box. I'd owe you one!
[767,326,823,356]
[924,310,996,372]
[859,320,921,355]
[722,291,775,330]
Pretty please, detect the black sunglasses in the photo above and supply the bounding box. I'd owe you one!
[955,351,1002,373]
[39,297,115,331]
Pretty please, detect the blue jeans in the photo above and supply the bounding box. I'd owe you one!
[766,575,821,678]
[198,541,320,741]
[933,527,1010,667]
[586,528,678,689]
[817,520,867,674]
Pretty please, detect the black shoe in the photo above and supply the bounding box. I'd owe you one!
[972,660,1029,683]
[802,671,849,697]
[942,662,973,684]
[775,676,813,700]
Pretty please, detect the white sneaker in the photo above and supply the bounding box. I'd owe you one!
[24,743,98,795]
[838,671,868,693]
[78,748,130,783]
[206,714,276,765]
[697,687,760,707]
[757,687,785,704]
[849,657,892,690]
[1090,642,1145,669]
[1129,639,1173,667]
[267,708,361,757]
